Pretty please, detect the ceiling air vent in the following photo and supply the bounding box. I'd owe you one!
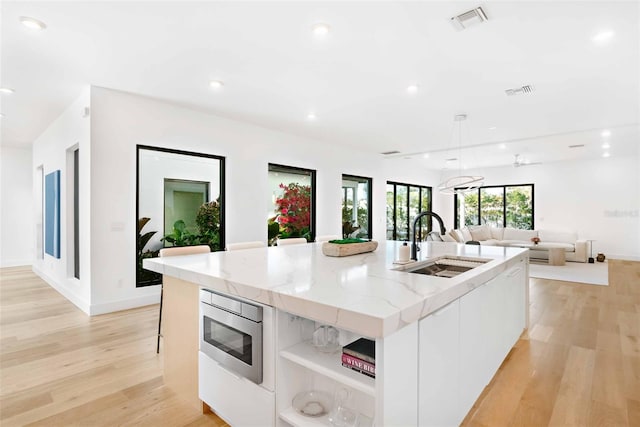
[569,144,585,148]
[505,85,535,96]
[380,150,400,155]
[450,7,488,31]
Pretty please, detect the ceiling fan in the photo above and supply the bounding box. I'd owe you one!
[513,154,542,167]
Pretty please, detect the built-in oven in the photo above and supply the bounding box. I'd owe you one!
[199,288,263,384]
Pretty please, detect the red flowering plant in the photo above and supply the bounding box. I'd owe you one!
[271,183,312,243]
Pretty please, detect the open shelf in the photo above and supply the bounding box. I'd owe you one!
[279,407,331,427]
[279,341,376,397]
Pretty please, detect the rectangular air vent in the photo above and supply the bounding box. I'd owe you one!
[380,150,400,155]
[505,85,534,96]
[445,157,458,162]
[451,7,488,31]
[568,144,585,148]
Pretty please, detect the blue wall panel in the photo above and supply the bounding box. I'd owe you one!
[45,170,61,258]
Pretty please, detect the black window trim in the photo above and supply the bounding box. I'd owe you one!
[453,183,535,230]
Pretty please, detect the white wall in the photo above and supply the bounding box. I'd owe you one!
[32,88,91,313]
[89,87,399,314]
[0,146,34,267]
[439,156,640,258]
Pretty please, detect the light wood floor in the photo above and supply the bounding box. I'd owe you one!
[463,259,640,427]
[1,261,638,426]
[0,266,227,427]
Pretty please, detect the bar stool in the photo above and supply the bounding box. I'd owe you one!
[226,241,266,251]
[276,237,308,246]
[157,245,210,353]
[315,235,341,242]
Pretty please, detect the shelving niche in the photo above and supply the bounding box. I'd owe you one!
[275,311,376,427]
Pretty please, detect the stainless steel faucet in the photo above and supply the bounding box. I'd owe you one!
[411,211,447,260]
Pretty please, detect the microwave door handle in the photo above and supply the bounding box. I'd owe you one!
[209,293,242,315]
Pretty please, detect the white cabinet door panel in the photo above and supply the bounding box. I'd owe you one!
[199,351,275,427]
[419,300,461,427]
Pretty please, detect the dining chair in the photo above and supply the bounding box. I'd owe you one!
[226,241,266,251]
[315,235,341,242]
[276,237,308,246]
[157,245,210,353]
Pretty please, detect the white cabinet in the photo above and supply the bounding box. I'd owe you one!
[459,278,495,413]
[199,352,275,427]
[418,300,461,427]
[459,261,527,417]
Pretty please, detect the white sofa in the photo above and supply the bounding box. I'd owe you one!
[448,224,588,263]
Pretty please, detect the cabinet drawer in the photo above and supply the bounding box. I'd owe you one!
[199,351,275,427]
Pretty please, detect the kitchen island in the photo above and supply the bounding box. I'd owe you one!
[144,241,529,426]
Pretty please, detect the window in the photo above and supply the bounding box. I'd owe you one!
[386,181,432,241]
[454,184,534,230]
[136,146,225,287]
[268,164,316,245]
[342,175,372,239]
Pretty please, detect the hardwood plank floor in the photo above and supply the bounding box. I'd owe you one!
[0,267,227,427]
[1,260,638,426]
[463,259,640,427]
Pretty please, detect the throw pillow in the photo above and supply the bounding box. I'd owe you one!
[461,227,473,242]
[448,230,464,243]
[469,224,491,241]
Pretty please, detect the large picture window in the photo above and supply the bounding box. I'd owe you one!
[136,146,225,287]
[386,181,432,241]
[342,175,372,240]
[268,163,316,245]
[454,184,534,230]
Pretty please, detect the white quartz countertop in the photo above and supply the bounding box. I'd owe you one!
[144,241,527,338]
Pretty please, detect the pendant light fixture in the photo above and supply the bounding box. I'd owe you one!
[437,114,484,195]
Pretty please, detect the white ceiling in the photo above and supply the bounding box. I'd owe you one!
[1,1,638,169]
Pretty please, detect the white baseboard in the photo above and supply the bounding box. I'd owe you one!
[89,293,161,316]
[1,259,33,268]
[32,265,91,314]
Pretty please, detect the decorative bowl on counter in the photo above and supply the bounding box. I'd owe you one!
[292,390,333,417]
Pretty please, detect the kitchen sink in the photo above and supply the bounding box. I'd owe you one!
[403,256,490,278]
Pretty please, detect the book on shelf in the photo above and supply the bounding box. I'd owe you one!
[342,338,375,364]
[342,362,375,378]
[341,353,375,377]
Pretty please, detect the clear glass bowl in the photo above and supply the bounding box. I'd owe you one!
[292,390,333,418]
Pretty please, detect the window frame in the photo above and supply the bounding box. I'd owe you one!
[341,174,373,240]
[453,183,535,230]
[268,163,317,243]
[386,181,433,241]
[136,145,226,288]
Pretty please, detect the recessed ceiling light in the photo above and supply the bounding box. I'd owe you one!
[601,129,611,137]
[423,153,430,159]
[489,126,497,130]
[307,112,316,120]
[209,80,224,89]
[499,143,506,149]
[0,88,15,94]
[602,142,611,149]
[312,23,330,37]
[602,152,610,158]
[19,16,47,31]
[406,84,419,94]
[592,30,615,44]
[0,113,5,118]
